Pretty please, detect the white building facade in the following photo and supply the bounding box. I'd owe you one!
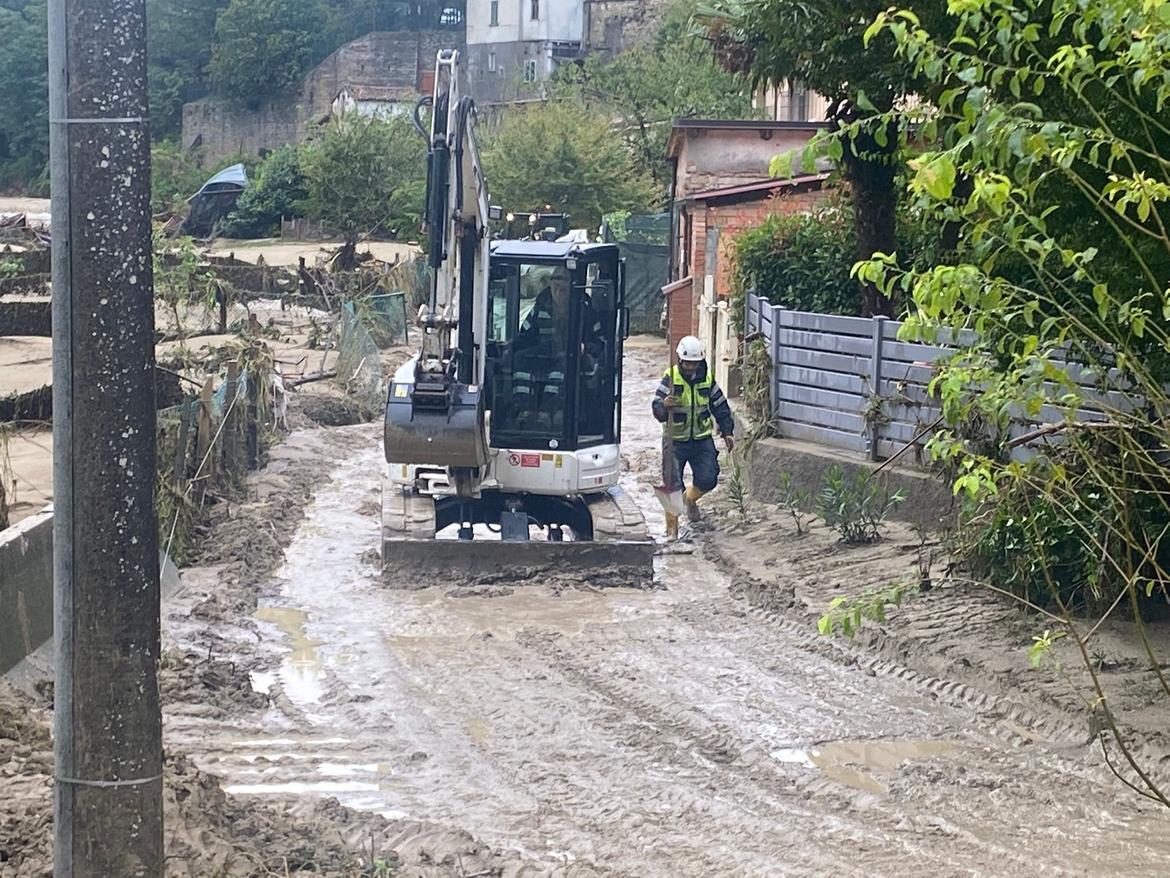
[465,0,585,103]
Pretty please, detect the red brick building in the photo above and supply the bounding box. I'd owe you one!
[663,120,829,374]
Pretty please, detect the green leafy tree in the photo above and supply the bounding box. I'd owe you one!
[482,101,656,230]
[299,115,426,254]
[147,0,229,137]
[696,0,950,316]
[219,144,308,237]
[0,1,48,193]
[208,0,326,105]
[554,0,758,190]
[854,0,1170,806]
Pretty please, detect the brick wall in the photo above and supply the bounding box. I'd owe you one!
[701,187,826,299]
[664,183,826,364]
[662,278,693,367]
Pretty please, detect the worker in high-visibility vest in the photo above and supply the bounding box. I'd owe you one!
[652,336,736,538]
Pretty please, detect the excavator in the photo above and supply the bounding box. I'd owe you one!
[380,49,653,584]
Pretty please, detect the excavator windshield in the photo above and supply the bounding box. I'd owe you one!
[486,250,623,452]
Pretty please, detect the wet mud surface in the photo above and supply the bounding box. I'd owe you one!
[158,338,1170,876]
[6,338,1170,874]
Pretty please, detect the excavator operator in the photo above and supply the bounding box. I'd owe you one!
[514,266,604,361]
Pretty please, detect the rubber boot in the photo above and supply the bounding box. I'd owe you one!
[665,512,679,540]
[684,485,706,522]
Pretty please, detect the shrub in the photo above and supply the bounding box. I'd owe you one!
[817,465,903,544]
[220,145,308,239]
[730,192,859,328]
[151,140,208,214]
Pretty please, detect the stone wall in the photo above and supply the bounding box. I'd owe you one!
[585,0,671,54]
[183,30,460,164]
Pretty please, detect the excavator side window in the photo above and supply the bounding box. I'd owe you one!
[577,256,619,447]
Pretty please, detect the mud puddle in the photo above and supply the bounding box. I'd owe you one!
[771,739,959,795]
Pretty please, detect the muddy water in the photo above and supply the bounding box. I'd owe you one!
[180,339,1170,876]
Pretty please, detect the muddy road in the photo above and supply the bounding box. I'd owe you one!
[165,338,1170,876]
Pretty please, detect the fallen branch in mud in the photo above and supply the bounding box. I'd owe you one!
[288,370,337,387]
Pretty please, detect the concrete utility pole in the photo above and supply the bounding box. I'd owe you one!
[48,0,162,874]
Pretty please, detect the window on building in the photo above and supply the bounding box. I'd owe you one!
[530,0,539,20]
[488,50,496,72]
[524,59,537,83]
[490,0,498,26]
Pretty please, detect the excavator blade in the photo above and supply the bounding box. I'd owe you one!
[380,481,656,589]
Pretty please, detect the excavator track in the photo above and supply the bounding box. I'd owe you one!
[381,479,655,589]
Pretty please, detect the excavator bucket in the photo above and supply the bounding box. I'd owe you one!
[381,482,656,589]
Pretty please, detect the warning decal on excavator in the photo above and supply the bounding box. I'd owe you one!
[520,453,541,467]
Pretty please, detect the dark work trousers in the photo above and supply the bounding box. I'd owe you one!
[672,437,720,492]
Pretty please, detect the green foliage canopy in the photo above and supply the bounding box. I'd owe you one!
[0,1,48,193]
[299,115,426,244]
[147,0,228,138]
[208,0,326,105]
[481,101,657,231]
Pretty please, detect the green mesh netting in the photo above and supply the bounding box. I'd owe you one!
[366,291,410,348]
[336,302,385,410]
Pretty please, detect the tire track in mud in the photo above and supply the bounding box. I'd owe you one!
[512,628,1004,877]
[510,599,1142,877]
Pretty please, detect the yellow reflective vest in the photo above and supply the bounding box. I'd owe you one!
[665,365,715,441]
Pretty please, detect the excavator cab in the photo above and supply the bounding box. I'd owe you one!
[484,241,627,456]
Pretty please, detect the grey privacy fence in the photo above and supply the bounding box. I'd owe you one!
[744,292,1127,465]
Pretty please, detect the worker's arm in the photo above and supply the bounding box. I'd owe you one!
[651,372,673,423]
[709,381,735,449]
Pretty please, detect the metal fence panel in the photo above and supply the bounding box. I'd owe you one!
[741,292,1138,467]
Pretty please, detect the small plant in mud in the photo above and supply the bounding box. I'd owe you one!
[0,257,20,279]
[817,581,918,638]
[1027,628,1068,670]
[817,465,904,544]
[726,455,750,519]
[910,522,935,591]
[776,471,812,536]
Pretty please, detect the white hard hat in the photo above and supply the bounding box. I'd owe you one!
[676,335,704,362]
